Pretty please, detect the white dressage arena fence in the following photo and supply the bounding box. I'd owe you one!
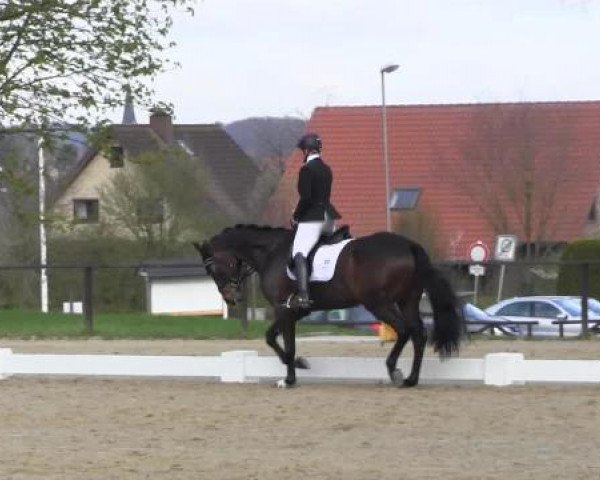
[0,349,598,386]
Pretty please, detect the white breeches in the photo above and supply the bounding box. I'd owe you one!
[292,216,335,257]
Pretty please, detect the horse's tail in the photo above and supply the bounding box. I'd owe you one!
[410,243,463,357]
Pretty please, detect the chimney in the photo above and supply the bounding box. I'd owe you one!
[149,109,174,144]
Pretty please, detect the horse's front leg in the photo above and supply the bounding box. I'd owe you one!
[265,308,309,388]
[279,311,298,387]
[265,318,287,364]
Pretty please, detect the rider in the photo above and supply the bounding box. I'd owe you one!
[289,133,341,309]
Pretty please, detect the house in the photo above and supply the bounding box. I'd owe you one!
[264,101,600,260]
[138,257,225,316]
[52,106,261,230]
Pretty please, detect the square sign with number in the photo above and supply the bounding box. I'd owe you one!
[494,235,518,261]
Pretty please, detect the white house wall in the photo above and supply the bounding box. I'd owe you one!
[53,152,139,225]
[150,277,223,315]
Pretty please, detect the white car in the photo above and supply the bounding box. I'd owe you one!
[484,296,600,337]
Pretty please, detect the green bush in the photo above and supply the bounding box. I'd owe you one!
[557,239,600,299]
[36,234,201,313]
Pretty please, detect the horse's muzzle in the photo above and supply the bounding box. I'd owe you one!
[221,285,243,306]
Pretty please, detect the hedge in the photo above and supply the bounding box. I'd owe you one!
[557,239,600,299]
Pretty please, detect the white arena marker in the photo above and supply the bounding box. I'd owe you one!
[484,352,524,386]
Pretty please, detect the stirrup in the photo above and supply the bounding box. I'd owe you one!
[283,293,313,310]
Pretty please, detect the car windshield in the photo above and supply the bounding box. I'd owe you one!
[587,298,600,314]
[563,298,600,316]
[463,303,489,321]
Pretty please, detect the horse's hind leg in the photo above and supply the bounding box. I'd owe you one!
[402,297,427,387]
[367,303,410,386]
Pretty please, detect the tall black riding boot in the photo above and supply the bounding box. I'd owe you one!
[291,253,312,309]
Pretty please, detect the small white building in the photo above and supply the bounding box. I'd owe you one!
[138,257,225,316]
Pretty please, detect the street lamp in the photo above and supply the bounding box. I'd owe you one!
[380,63,399,232]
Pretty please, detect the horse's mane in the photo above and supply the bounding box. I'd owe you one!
[210,224,291,250]
[226,224,290,235]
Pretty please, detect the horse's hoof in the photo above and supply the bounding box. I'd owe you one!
[390,369,404,386]
[402,378,418,388]
[274,379,296,389]
[294,356,310,369]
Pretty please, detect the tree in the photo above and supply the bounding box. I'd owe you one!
[0,131,80,230]
[0,131,78,270]
[436,104,573,258]
[0,0,193,131]
[393,207,442,260]
[99,148,225,256]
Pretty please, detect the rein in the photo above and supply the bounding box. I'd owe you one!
[204,255,255,292]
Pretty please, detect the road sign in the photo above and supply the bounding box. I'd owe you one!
[469,264,486,276]
[494,235,518,261]
[469,241,490,263]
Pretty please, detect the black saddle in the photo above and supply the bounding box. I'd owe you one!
[317,225,352,246]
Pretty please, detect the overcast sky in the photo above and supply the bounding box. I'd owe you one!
[126,0,600,124]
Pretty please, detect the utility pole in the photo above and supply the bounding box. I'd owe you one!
[38,138,48,313]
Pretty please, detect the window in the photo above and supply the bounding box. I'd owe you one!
[532,302,561,318]
[588,203,597,222]
[73,199,99,223]
[497,302,531,317]
[390,188,421,210]
[108,145,124,168]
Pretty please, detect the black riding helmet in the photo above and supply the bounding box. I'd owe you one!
[297,133,322,152]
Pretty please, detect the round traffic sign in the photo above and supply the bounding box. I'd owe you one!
[469,241,489,262]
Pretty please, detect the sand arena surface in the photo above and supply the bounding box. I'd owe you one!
[0,338,599,480]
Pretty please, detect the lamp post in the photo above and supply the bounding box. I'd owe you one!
[380,63,399,232]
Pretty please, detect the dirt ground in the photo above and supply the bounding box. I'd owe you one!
[0,337,599,480]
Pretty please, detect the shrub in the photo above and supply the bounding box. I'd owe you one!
[557,239,600,299]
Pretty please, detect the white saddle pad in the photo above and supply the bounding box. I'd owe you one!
[287,239,353,283]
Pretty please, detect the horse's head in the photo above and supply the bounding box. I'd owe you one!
[192,240,248,306]
[193,225,289,305]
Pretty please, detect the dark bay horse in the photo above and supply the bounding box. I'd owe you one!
[194,225,463,388]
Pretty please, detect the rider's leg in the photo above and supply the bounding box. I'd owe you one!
[290,221,323,308]
[292,253,311,308]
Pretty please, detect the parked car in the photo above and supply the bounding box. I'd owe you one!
[462,302,521,335]
[422,302,520,336]
[301,305,379,333]
[565,296,600,316]
[484,296,600,337]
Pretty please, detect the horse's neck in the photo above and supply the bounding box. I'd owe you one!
[235,229,290,272]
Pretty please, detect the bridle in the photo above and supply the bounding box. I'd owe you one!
[203,254,255,294]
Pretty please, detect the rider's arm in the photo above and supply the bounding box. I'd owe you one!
[292,165,312,221]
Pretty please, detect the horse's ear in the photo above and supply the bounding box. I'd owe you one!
[192,241,211,258]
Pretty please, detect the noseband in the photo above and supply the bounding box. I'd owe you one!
[204,255,255,292]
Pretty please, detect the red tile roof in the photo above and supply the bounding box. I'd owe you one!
[264,101,600,260]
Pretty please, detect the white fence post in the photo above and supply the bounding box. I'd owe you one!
[484,352,524,386]
[0,348,13,380]
[220,350,259,383]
